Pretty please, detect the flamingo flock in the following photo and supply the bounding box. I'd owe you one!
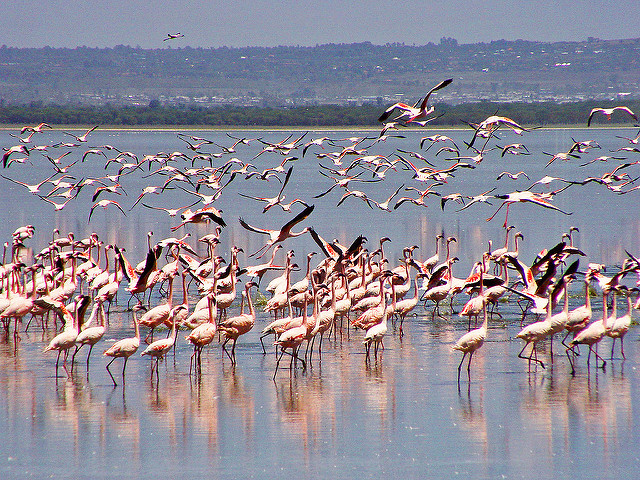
[1,94,640,387]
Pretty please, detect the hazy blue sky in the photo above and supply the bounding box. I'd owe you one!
[2,0,638,48]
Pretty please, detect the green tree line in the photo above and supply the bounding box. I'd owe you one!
[1,100,639,127]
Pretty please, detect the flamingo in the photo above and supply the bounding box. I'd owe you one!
[219,281,257,364]
[486,190,572,228]
[468,115,527,148]
[140,304,180,378]
[88,199,127,222]
[273,296,309,379]
[363,277,395,360]
[392,272,424,336]
[606,287,634,359]
[237,166,294,213]
[452,262,489,383]
[563,275,592,348]
[587,106,637,126]
[41,296,90,377]
[566,291,609,374]
[71,299,106,371]
[138,274,174,342]
[2,144,30,168]
[21,122,51,134]
[103,304,143,385]
[63,125,98,142]
[185,294,217,375]
[378,78,453,123]
[239,203,314,258]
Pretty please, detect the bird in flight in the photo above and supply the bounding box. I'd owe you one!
[378,78,453,123]
[88,199,126,222]
[239,204,314,258]
[587,106,637,126]
[63,125,98,143]
[164,33,185,41]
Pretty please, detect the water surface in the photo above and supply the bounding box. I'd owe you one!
[0,126,639,479]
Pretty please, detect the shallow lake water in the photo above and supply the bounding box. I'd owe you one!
[0,125,639,479]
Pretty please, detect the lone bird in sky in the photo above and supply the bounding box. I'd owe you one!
[164,33,185,41]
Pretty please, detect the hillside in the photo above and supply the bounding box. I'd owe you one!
[1,37,639,107]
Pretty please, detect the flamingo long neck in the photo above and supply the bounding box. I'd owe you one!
[412,274,420,301]
[104,246,110,272]
[229,267,237,297]
[379,276,387,310]
[30,269,38,299]
[169,309,178,341]
[584,280,591,309]
[247,286,255,317]
[167,276,174,308]
[389,281,396,313]
[330,277,337,310]
[446,241,453,262]
[602,292,609,329]
[133,310,140,340]
[344,274,351,300]
[503,228,511,250]
[267,247,279,266]
[285,265,294,318]
[181,272,188,306]
[301,297,308,328]
[610,292,617,319]
[208,296,217,327]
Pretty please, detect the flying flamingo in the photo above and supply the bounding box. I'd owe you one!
[88,199,127,222]
[378,78,453,123]
[587,106,637,126]
[486,190,572,228]
[239,203,314,258]
[63,125,98,142]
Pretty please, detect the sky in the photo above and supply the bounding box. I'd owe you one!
[1,0,639,49]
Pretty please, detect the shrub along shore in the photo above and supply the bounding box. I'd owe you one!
[1,100,639,128]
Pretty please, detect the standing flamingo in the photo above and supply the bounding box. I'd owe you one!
[103,303,143,385]
[219,281,257,364]
[41,296,90,377]
[566,291,609,374]
[606,287,634,359]
[185,294,217,375]
[452,259,489,383]
[140,304,179,379]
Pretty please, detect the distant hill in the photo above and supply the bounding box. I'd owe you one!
[1,38,639,107]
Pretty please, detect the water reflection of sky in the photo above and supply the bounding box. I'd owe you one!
[0,126,639,478]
